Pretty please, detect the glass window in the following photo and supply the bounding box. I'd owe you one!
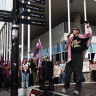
[57,43,60,53]
[54,44,57,54]
[62,52,67,62]
[60,41,65,52]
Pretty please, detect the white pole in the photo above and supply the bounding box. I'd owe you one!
[2,28,4,59]
[5,24,7,63]
[28,1,31,60]
[49,0,52,61]
[8,23,12,61]
[84,0,88,58]
[67,0,71,33]
[21,0,24,62]
[6,23,9,62]
[1,31,3,55]
[84,0,87,22]
[84,0,87,33]
[4,25,6,62]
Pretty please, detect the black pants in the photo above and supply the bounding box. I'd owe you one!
[54,77,59,84]
[91,70,96,81]
[0,75,3,88]
[64,58,83,92]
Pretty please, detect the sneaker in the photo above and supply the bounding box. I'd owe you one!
[62,88,67,93]
[73,90,80,95]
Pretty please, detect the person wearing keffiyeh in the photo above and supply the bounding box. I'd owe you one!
[62,22,92,95]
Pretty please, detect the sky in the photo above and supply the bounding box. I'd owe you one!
[0,0,13,29]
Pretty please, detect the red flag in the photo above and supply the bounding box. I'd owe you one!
[34,39,42,60]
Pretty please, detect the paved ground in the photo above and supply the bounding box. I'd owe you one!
[54,82,96,96]
[0,82,96,96]
[0,89,10,96]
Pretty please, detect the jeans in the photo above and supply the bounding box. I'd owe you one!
[60,72,65,84]
[22,72,29,88]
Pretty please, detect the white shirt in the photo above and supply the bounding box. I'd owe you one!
[59,63,66,71]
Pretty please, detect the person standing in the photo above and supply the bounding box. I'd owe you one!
[0,57,4,91]
[21,59,30,88]
[62,22,92,95]
[30,59,38,86]
[53,61,61,84]
[0,64,3,91]
[59,60,66,84]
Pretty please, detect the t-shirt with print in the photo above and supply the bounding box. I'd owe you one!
[71,36,89,59]
[22,63,30,74]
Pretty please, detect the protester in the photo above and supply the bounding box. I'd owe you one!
[59,60,66,84]
[53,61,61,84]
[21,59,30,88]
[89,59,96,82]
[3,63,10,90]
[62,22,92,95]
[30,58,38,86]
[0,64,3,91]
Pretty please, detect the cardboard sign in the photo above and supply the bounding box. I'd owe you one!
[29,88,63,96]
[29,89,43,96]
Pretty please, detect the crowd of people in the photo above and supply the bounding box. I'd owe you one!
[0,55,96,91]
[0,55,67,90]
[20,58,67,88]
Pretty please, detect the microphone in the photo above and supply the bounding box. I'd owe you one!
[67,32,72,38]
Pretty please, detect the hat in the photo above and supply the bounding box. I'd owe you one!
[71,27,80,34]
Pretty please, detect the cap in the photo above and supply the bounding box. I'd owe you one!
[71,27,80,34]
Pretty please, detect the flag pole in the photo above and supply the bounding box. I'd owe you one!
[67,0,71,33]
[8,23,12,61]
[6,23,9,62]
[84,0,88,58]
[27,1,31,60]
[84,0,87,32]
[4,25,6,62]
[49,0,52,61]
[21,0,24,62]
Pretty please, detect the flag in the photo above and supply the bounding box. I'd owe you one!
[34,39,42,60]
[93,53,96,63]
[8,56,11,67]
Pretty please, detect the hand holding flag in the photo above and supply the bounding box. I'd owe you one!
[34,39,42,60]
